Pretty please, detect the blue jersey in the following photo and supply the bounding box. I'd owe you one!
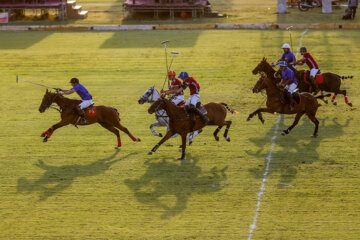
[281,67,297,85]
[72,84,92,100]
[281,51,296,64]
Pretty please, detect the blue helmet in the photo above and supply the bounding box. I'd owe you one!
[178,71,189,79]
[279,61,287,67]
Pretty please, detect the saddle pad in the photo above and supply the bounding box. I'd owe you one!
[85,106,96,117]
[315,74,324,84]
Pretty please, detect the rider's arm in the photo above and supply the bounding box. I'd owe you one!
[61,89,75,95]
[295,57,305,65]
[175,87,184,94]
[161,85,179,95]
[285,78,293,85]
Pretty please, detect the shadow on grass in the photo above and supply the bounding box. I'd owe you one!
[100,30,203,48]
[17,150,137,200]
[125,153,228,219]
[0,32,54,49]
[247,115,352,186]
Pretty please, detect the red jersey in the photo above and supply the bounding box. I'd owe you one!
[304,52,319,70]
[183,77,200,95]
[171,78,183,95]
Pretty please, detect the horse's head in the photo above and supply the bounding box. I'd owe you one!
[252,57,271,75]
[148,96,166,114]
[252,75,268,93]
[39,89,58,113]
[138,86,160,104]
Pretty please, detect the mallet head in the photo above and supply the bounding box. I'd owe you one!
[171,51,179,55]
[16,75,18,83]
[161,40,170,44]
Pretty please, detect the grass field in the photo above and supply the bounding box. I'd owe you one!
[6,0,360,25]
[1,29,360,239]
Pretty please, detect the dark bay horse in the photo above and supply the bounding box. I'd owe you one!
[252,58,353,106]
[147,97,235,160]
[38,90,140,148]
[248,75,326,137]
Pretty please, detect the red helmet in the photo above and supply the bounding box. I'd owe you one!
[168,70,176,76]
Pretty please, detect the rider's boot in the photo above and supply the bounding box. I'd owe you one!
[287,91,295,112]
[76,105,89,124]
[192,107,209,124]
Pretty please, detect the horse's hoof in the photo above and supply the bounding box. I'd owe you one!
[311,134,318,138]
[348,103,353,107]
[261,119,265,124]
[40,133,45,137]
[136,138,141,142]
[189,141,192,146]
[332,102,337,106]
[215,136,219,141]
[324,100,328,104]
[179,145,182,148]
[115,146,120,149]
[225,137,230,142]
[177,157,184,161]
[147,151,153,155]
[158,133,163,137]
[43,138,48,142]
[246,117,251,122]
[281,131,286,136]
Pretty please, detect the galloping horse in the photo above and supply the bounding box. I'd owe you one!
[252,58,353,106]
[138,86,202,144]
[147,97,235,160]
[247,75,327,137]
[39,90,140,148]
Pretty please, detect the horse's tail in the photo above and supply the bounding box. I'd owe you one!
[337,75,353,80]
[220,103,238,114]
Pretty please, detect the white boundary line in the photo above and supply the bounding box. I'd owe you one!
[247,29,309,240]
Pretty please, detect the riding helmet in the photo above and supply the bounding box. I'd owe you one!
[70,78,79,84]
[282,43,291,49]
[178,72,189,79]
[168,70,176,76]
[300,47,307,52]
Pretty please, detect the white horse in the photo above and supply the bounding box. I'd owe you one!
[138,86,202,144]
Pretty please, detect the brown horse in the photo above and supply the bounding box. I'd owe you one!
[247,75,326,137]
[252,58,353,106]
[38,90,140,148]
[147,97,235,160]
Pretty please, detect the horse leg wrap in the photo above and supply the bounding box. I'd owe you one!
[331,94,337,102]
[44,126,54,138]
[344,95,349,104]
[152,144,160,152]
[214,127,221,135]
[129,134,137,141]
[117,137,122,147]
[224,128,229,136]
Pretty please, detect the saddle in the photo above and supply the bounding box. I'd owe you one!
[303,70,323,85]
[177,101,185,108]
[85,105,96,117]
[196,102,208,115]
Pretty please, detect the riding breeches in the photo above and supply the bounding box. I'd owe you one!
[310,68,319,78]
[185,94,200,107]
[285,83,298,93]
[79,100,94,109]
[171,94,184,105]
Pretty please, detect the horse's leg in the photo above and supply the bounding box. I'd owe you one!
[114,122,140,142]
[188,129,202,145]
[41,121,69,142]
[247,108,272,123]
[148,130,174,155]
[179,133,187,160]
[223,120,232,142]
[331,93,338,105]
[150,122,163,137]
[99,122,122,148]
[213,126,223,141]
[339,89,352,107]
[304,112,319,138]
[281,111,305,136]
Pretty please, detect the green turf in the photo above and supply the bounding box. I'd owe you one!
[0,29,359,239]
[5,0,360,25]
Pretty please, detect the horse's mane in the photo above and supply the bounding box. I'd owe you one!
[49,92,82,106]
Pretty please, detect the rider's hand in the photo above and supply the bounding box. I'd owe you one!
[271,62,277,67]
[55,88,62,92]
[160,89,164,94]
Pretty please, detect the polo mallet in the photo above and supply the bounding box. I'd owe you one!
[286,26,294,54]
[166,51,179,88]
[16,75,59,90]
[161,40,170,73]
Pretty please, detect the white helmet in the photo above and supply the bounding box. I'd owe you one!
[282,43,291,49]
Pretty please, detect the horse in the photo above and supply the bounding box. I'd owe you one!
[147,97,235,160]
[138,86,202,144]
[252,58,353,106]
[38,89,140,148]
[247,75,327,137]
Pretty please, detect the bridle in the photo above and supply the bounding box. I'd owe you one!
[42,93,59,111]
